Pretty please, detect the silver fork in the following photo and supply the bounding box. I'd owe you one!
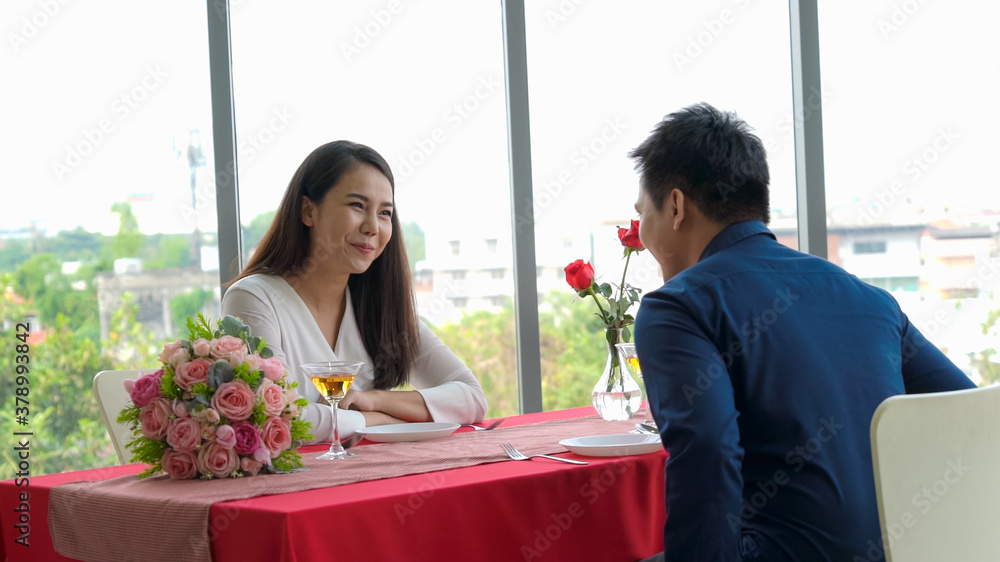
[462,418,505,431]
[501,442,588,465]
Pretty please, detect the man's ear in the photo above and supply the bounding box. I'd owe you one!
[669,188,686,231]
[301,196,315,227]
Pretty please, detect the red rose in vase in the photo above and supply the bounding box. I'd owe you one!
[564,259,595,292]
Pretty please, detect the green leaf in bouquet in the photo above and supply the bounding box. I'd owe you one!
[116,404,140,426]
[221,315,248,339]
[599,283,613,298]
[622,325,632,343]
[250,403,267,425]
[259,346,274,359]
[248,336,261,353]
[208,361,236,389]
[160,371,181,400]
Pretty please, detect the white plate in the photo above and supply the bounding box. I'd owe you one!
[356,422,460,443]
[558,434,662,457]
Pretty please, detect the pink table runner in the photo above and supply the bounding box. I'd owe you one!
[49,415,640,562]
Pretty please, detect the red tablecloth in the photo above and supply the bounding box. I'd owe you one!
[1,407,666,562]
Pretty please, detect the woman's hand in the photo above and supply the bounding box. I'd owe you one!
[340,389,381,412]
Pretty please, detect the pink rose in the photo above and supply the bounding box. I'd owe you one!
[197,440,238,479]
[166,417,202,452]
[139,399,172,440]
[167,347,191,368]
[243,354,264,374]
[159,341,182,364]
[191,338,212,358]
[215,424,236,449]
[162,449,199,480]
[253,446,271,465]
[123,379,135,394]
[260,356,285,381]
[260,417,292,458]
[210,336,245,362]
[231,421,261,455]
[127,369,163,408]
[171,399,189,418]
[256,379,286,417]
[211,380,255,421]
[226,347,247,368]
[240,456,262,476]
[174,358,212,390]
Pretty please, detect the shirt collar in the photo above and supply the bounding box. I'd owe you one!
[700,220,776,261]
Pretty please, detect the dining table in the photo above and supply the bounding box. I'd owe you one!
[0,406,666,562]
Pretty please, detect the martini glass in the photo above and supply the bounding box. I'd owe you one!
[615,343,657,434]
[300,361,365,460]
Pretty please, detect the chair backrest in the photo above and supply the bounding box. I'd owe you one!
[870,384,1000,562]
[93,369,147,464]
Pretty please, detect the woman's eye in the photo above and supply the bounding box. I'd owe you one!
[349,202,364,209]
[380,210,393,218]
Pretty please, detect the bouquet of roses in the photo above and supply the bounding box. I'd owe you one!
[117,315,312,479]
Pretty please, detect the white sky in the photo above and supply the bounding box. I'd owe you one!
[2,0,998,241]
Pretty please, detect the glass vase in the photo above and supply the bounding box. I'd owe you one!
[591,328,642,421]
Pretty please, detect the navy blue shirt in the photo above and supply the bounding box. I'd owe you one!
[635,221,975,562]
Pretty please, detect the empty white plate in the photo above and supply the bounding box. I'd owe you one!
[558,434,662,457]
[356,422,460,443]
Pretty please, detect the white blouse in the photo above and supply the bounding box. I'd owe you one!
[220,274,488,442]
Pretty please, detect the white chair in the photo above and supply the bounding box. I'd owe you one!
[93,369,146,464]
[870,384,1000,562]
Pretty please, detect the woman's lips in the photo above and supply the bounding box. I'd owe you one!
[351,243,374,255]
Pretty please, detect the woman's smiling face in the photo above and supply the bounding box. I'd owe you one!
[301,163,394,276]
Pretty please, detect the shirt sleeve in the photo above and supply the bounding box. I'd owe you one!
[221,284,367,443]
[635,291,744,562]
[899,314,977,394]
[409,322,489,424]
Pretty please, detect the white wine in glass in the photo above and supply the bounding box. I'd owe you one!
[301,361,365,460]
[616,343,657,433]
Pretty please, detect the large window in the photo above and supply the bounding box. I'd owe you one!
[1,1,219,475]
[819,1,1000,383]
[524,0,797,410]
[229,1,519,416]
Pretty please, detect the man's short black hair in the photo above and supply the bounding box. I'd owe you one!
[629,102,770,224]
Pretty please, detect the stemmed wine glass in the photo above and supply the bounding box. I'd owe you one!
[615,343,657,434]
[300,361,365,460]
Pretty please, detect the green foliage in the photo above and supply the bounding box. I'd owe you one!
[117,404,141,426]
[110,201,145,259]
[126,435,168,467]
[249,402,267,426]
[970,302,1000,385]
[242,211,276,253]
[291,417,313,442]
[271,448,305,472]
[401,221,426,272]
[144,234,193,270]
[428,289,614,418]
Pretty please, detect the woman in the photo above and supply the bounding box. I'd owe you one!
[221,140,488,442]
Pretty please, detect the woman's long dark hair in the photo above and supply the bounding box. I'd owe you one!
[233,141,419,390]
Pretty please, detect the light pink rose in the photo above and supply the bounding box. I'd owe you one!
[256,379,286,417]
[243,354,264,374]
[171,399,189,418]
[191,338,212,358]
[260,357,285,381]
[215,424,236,449]
[197,440,238,479]
[210,336,245,362]
[240,456,262,476]
[226,347,247,368]
[174,358,212,390]
[203,408,220,424]
[126,369,163,408]
[139,399,172,440]
[167,347,191,368]
[260,417,292,458]
[252,446,271,465]
[211,380,255,421]
[123,379,135,394]
[166,417,202,452]
[281,402,299,420]
[159,341,182,364]
[162,449,199,480]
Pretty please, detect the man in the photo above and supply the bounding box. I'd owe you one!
[630,103,975,561]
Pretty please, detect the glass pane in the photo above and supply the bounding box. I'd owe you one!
[819,1,1000,385]
[525,0,797,410]
[230,1,518,415]
[1,1,219,474]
